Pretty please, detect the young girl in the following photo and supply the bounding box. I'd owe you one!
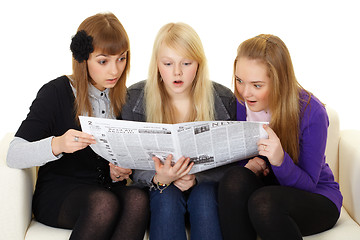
[114,22,236,240]
[218,34,342,240]
[7,12,149,240]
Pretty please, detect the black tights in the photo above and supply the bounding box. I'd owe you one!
[218,167,339,240]
[57,184,149,240]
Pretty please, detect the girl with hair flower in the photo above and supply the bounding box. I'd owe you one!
[112,22,236,240]
[7,12,149,240]
[218,34,342,240]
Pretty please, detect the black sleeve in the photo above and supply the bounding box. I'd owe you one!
[16,78,75,142]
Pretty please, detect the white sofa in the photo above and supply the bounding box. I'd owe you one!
[1,106,360,240]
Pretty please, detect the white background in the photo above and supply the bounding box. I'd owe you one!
[1,0,359,139]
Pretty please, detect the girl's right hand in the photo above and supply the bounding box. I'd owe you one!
[153,154,194,185]
[245,157,270,177]
[51,129,96,156]
[109,163,132,182]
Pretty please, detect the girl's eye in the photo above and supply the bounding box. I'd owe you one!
[163,62,172,66]
[235,77,242,83]
[99,60,107,65]
[183,62,192,66]
[118,56,126,62]
[254,84,261,88]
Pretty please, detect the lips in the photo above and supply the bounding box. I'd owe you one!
[106,78,118,83]
[246,100,257,106]
[173,80,184,86]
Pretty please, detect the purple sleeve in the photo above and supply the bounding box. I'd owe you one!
[272,98,328,191]
[236,100,247,121]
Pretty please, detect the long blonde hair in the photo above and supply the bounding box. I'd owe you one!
[145,22,214,123]
[234,34,310,164]
[71,12,130,122]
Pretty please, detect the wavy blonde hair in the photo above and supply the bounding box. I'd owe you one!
[234,34,311,164]
[71,12,130,122]
[145,22,214,123]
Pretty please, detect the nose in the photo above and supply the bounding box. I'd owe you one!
[110,62,119,76]
[241,84,252,98]
[174,63,182,76]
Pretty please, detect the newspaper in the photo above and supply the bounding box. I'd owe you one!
[79,116,268,174]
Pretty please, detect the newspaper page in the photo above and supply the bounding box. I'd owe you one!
[79,116,268,174]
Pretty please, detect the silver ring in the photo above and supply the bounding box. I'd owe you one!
[74,136,79,142]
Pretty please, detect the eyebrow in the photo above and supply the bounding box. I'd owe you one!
[235,75,265,83]
[95,51,127,58]
[159,56,193,61]
[159,56,175,61]
[95,54,108,57]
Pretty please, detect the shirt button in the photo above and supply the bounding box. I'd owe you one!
[102,110,105,114]
[100,93,104,97]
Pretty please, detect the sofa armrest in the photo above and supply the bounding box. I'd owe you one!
[339,129,360,226]
[0,133,36,240]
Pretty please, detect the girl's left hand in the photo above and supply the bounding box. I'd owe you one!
[257,124,284,166]
[173,174,196,192]
[109,163,132,182]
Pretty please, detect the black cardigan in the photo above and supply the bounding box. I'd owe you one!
[16,76,124,226]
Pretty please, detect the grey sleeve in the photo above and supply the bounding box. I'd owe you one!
[132,169,156,187]
[6,136,62,169]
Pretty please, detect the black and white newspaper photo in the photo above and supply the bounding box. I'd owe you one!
[79,116,268,174]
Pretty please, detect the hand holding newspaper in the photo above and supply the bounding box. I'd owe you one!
[79,116,268,174]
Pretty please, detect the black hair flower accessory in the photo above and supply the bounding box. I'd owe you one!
[70,30,94,62]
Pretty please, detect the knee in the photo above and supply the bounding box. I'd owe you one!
[150,185,185,214]
[219,167,257,194]
[225,166,255,182]
[189,182,217,204]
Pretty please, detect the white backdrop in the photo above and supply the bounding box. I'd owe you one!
[1,0,359,139]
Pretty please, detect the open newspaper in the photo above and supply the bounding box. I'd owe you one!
[79,116,268,174]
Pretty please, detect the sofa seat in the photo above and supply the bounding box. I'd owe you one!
[1,106,359,239]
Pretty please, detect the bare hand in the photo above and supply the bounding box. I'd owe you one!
[245,157,270,177]
[257,125,284,166]
[109,163,132,182]
[174,174,196,191]
[51,129,96,156]
[153,154,194,185]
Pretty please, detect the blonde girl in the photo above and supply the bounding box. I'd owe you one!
[117,22,236,240]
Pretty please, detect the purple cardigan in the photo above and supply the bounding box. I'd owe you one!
[237,91,343,213]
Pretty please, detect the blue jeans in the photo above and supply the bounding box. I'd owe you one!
[149,182,222,240]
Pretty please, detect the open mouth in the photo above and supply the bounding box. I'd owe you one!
[173,80,183,85]
[107,78,118,83]
[247,100,257,105]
